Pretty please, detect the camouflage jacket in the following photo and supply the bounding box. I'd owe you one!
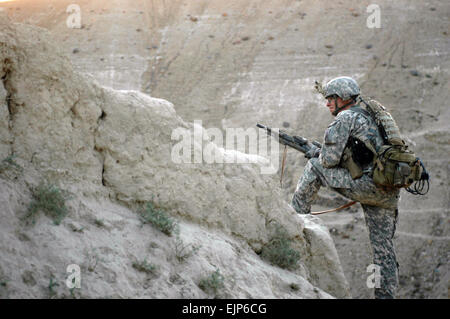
[319,103,384,170]
[307,103,399,204]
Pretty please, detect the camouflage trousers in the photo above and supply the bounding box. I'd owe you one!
[292,158,400,299]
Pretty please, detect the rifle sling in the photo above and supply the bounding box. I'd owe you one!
[280,145,287,187]
[311,201,358,215]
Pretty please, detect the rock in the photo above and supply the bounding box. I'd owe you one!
[302,216,351,298]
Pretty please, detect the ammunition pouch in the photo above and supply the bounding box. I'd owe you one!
[341,137,374,180]
[342,147,363,179]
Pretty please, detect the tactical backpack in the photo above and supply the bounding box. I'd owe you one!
[357,97,429,195]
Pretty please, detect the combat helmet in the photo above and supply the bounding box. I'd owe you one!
[324,76,360,101]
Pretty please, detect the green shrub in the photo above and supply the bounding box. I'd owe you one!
[198,269,225,295]
[0,154,22,175]
[25,182,72,225]
[132,260,158,275]
[139,202,177,236]
[261,224,300,270]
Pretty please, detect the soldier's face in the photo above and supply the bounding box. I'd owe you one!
[326,96,339,115]
[326,96,346,115]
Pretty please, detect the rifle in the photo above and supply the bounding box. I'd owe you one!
[256,123,322,155]
[256,123,322,186]
[257,123,358,214]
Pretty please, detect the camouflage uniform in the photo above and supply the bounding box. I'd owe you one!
[291,103,400,299]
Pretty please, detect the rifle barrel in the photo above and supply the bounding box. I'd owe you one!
[256,123,310,154]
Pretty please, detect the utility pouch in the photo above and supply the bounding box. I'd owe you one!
[348,96,429,195]
[342,147,363,179]
[372,145,422,188]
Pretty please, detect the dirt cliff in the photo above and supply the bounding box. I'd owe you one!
[0,12,351,298]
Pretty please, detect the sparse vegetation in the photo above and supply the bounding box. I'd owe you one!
[139,202,177,236]
[0,154,23,175]
[290,283,300,291]
[175,234,201,263]
[132,259,158,276]
[85,249,103,272]
[0,275,7,298]
[0,277,7,288]
[94,218,105,228]
[198,268,225,295]
[69,287,79,299]
[261,224,300,270]
[24,182,72,225]
[0,266,7,296]
[47,276,59,298]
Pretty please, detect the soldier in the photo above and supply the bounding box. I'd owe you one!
[291,76,400,299]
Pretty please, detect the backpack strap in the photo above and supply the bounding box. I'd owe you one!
[349,105,372,119]
[347,105,378,157]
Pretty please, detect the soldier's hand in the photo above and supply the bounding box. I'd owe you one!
[305,143,320,159]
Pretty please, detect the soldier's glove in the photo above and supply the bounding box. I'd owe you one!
[305,143,321,159]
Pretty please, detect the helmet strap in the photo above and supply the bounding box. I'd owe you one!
[332,97,356,116]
